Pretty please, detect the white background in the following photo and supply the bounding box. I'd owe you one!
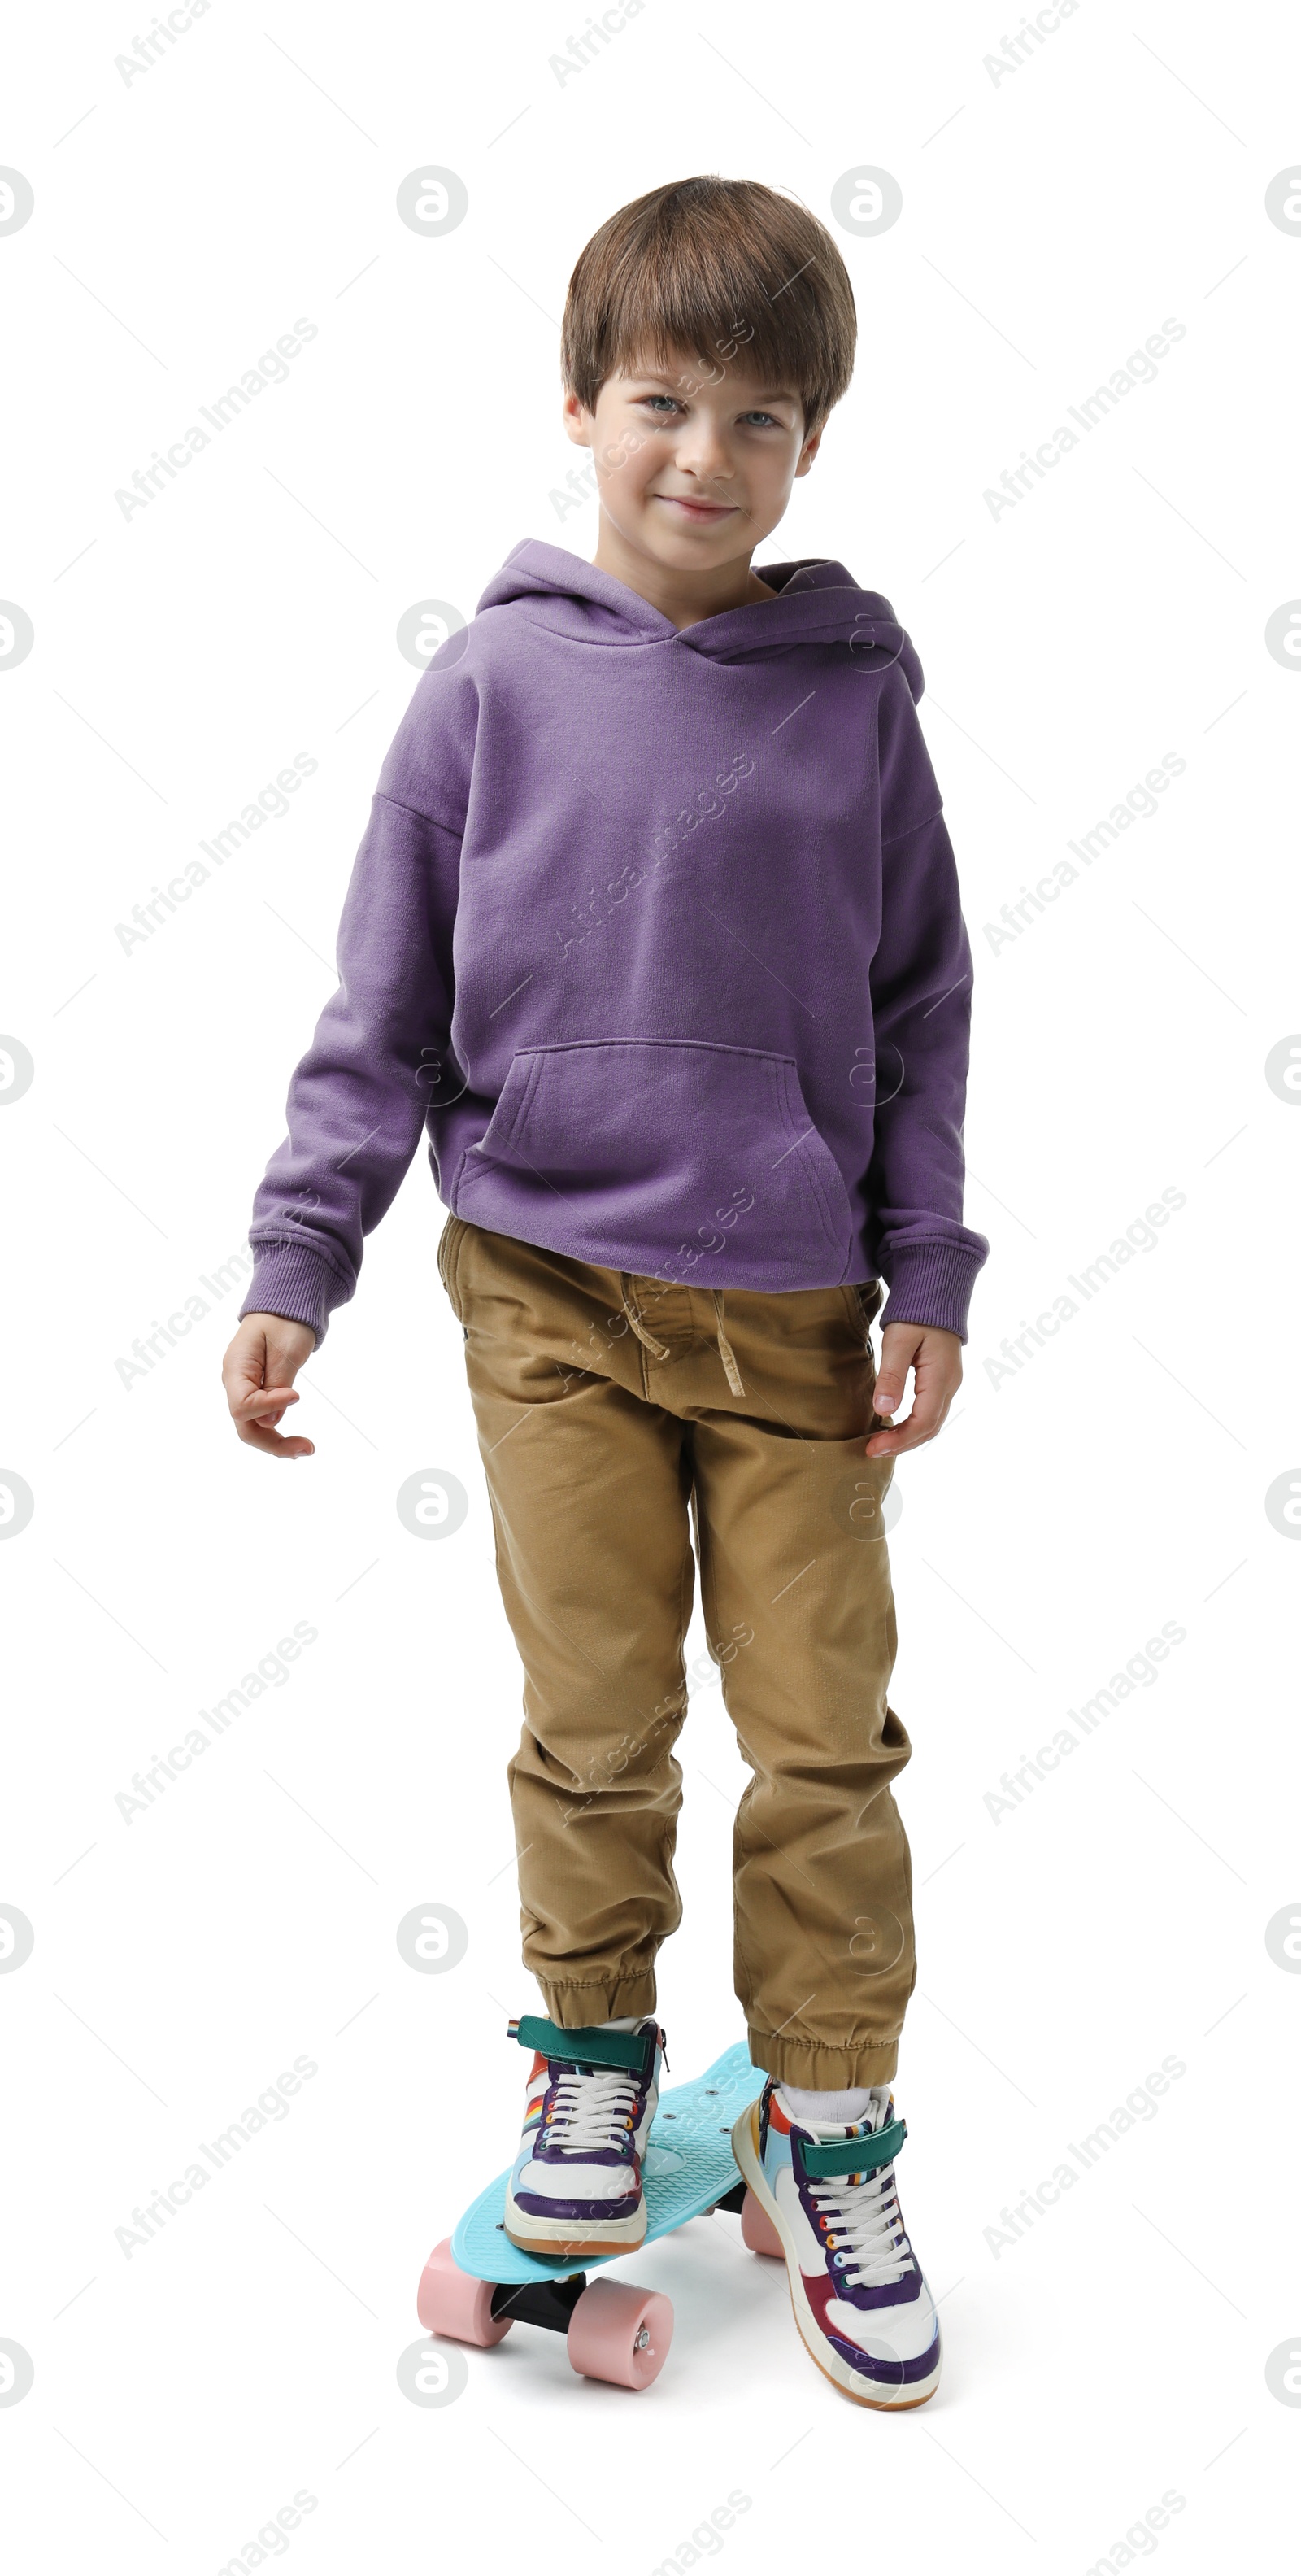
[2,1,1299,2567]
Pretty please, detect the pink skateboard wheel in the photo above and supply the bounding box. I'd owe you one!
[740,2189,784,2260]
[566,2277,672,2388]
[416,2238,513,2346]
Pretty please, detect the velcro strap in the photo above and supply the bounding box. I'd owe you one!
[510,2013,654,2076]
[800,2115,907,2180]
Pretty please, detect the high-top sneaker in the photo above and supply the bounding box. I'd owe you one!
[733,2079,942,2407]
[503,2012,664,2257]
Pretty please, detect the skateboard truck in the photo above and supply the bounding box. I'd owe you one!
[417,2238,677,2388]
[488,2271,587,2332]
[707,2181,746,2216]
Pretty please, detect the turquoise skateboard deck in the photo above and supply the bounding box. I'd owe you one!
[416,2042,772,2388]
[454,2039,757,2283]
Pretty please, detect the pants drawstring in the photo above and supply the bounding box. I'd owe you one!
[619,1274,746,1397]
[710,1291,746,1398]
[619,1274,671,1362]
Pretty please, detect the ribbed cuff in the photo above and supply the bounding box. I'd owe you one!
[747,2025,900,2087]
[238,1239,350,1347]
[533,1972,659,2026]
[880,1238,986,1343]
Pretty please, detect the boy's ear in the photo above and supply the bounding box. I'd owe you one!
[562,387,593,447]
[794,426,824,478]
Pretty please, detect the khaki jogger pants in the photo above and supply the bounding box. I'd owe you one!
[437,1214,916,2086]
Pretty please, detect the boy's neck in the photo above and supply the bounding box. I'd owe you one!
[590,520,776,631]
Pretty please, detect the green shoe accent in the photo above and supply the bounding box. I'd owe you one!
[799,2116,907,2180]
[509,2013,655,2075]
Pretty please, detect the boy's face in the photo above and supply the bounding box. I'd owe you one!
[563,347,822,578]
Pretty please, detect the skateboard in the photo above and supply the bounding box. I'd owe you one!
[416,2040,782,2389]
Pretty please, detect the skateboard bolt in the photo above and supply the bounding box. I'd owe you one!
[633,2325,650,2351]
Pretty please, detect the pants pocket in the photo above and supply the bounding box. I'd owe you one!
[437,1214,467,1320]
[854,1279,883,1336]
[851,1280,882,1397]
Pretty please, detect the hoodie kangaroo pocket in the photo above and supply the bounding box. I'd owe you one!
[455,1038,854,1290]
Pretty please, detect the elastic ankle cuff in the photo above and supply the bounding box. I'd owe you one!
[534,1972,658,2027]
[747,2027,899,2088]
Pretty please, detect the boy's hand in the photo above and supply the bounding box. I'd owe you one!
[223,1313,317,1458]
[864,1322,962,1458]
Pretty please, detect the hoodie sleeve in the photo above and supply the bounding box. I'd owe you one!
[237,653,474,1345]
[864,663,989,1342]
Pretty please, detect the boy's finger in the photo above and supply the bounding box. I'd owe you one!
[864,1388,950,1457]
[865,1422,920,1457]
[228,1384,301,1420]
[237,1421,315,1458]
[872,1327,926,1420]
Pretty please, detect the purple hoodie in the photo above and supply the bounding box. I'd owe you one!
[240,541,988,1344]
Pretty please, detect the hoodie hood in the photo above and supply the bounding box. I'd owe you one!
[476,538,921,693]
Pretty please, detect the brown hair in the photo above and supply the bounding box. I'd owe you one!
[561,175,856,437]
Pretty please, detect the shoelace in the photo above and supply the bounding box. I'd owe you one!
[543,2064,642,2155]
[809,2155,911,2290]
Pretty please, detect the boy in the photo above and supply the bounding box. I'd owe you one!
[224,175,988,2408]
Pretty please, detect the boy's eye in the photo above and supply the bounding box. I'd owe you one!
[637,396,784,428]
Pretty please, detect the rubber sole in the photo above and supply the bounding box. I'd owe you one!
[732,2103,941,2411]
[503,2185,647,2260]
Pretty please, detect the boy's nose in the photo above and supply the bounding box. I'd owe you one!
[673,427,734,486]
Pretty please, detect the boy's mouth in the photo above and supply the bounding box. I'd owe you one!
[653,494,738,522]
